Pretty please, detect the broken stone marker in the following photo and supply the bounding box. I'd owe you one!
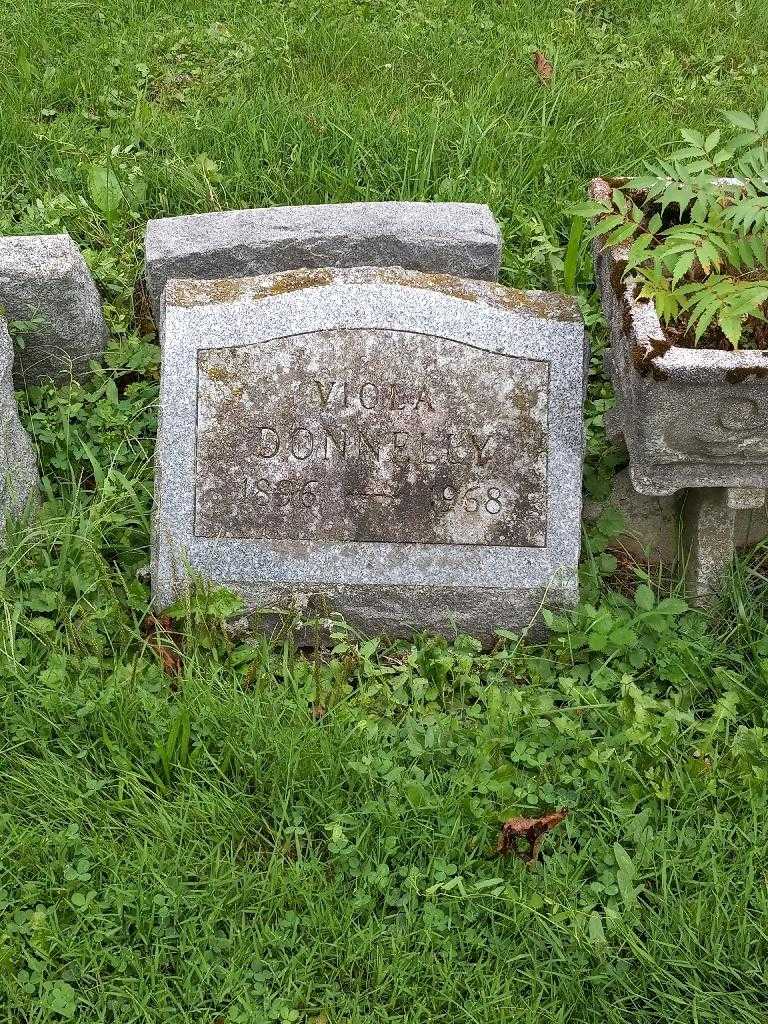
[151,266,587,643]
[144,201,502,316]
[0,318,39,530]
[0,233,107,385]
[582,467,683,565]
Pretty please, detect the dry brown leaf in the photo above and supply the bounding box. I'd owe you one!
[534,51,553,85]
[143,613,183,678]
[496,809,568,863]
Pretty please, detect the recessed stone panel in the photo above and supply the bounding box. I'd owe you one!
[194,330,549,547]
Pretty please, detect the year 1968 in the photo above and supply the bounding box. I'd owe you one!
[431,484,504,514]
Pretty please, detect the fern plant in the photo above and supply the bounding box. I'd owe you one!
[576,105,768,349]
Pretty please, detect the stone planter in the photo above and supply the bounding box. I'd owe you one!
[589,177,768,600]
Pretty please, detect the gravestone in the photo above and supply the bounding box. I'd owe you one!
[145,201,502,316]
[152,267,586,642]
[0,234,107,385]
[0,318,39,529]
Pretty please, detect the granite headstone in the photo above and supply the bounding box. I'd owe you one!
[0,233,107,385]
[0,318,39,529]
[152,267,586,641]
[145,201,502,316]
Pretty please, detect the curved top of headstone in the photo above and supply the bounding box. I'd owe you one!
[163,265,581,324]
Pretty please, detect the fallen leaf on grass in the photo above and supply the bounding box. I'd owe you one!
[496,809,568,863]
[142,614,183,678]
[534,51,553,85]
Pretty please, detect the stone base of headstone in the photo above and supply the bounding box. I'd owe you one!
[145,201,503,316]
[223,583,561,645]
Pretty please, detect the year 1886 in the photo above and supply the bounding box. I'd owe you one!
[242,477,319,507]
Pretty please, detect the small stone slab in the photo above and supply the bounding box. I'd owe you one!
[151,267,586,642]
[0,318,39,528]
[0,233,107,385]
[727,486,765,510]
[144,201,502,316]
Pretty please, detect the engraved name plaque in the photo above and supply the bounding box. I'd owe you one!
[194,330,549,547]
[152,267,586,642]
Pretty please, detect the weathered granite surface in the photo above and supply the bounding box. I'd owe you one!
[590,177,768,497]
[0,233,107,385]
[0,319,39,529]
[144,202,502,315]
[152,266,587,643]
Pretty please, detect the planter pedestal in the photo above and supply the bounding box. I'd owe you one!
[681,486,766,605]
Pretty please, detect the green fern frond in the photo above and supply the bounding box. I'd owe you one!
[596,106,768,349]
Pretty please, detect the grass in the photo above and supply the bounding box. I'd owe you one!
[1,0,768,1021]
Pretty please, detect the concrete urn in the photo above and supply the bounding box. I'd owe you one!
[589,177,768,600]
